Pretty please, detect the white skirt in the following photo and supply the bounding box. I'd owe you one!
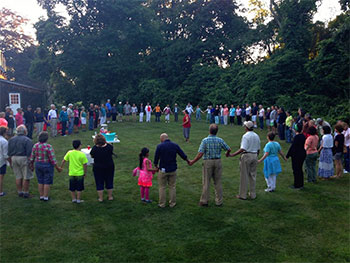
[81,117,86,125]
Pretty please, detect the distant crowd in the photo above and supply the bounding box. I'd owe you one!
[0,101,349,207]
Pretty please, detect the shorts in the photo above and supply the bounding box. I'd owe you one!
[35,162,54,185]
[0,164,6,175]
[252,115,257,122]
[11,156,33,180]
[106,112,111,118]
[93,165,114,190]
[74,117,80,125]
[334,152,343,160]
[69,176,85,191]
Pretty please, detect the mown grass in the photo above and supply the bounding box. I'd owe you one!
[1,116,349,262]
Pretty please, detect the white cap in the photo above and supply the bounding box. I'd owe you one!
[243,121,254,129]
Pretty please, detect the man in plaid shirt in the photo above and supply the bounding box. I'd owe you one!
[189,124,231,207]
[30,132,62,201]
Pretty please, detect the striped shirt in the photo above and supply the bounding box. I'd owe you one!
[30,142,57,165]
[198,135,230,160]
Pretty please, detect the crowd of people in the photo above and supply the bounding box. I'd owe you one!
[0,100,349,207]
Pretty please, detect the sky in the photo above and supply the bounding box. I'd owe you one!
[0,0,343,38]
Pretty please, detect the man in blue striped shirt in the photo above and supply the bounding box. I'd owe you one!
[189,124,231,207]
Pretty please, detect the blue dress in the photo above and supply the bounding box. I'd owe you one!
[263,141,282,178]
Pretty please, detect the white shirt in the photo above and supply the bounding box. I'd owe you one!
[145,106,152,113]
[259,108,265,117]
[245,106,251,115]
[236,108,242,116]
[0,136,8,167]
[322,134,333,148]
[343,128,350,147]
[131,106,138,113]
[48,109,57,119]
[240,131,261,153]
[186,105,193,114]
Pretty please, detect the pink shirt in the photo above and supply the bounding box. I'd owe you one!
[305,135,319,155]
[15,113,23,126]
[223,108,229,116]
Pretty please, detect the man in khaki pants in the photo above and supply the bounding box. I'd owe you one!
[228,121,260,200]
[154,133,189,208]
[7,125,33,198]
[189,124,231,207]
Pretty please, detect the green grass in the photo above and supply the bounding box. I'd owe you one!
[1,117,349,262]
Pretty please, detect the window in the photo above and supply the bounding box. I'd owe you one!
[10,94,19,104]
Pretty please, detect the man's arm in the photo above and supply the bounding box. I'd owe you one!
[176,144,188,162]
[154,146,160,167]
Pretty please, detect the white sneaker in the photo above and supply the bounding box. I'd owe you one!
[264,188,271,192]
[76,199,84,204]
[344,169,349,174]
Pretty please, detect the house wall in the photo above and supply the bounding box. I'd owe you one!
[0,80,46,111]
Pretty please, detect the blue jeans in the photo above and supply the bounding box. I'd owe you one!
[196,112,201,121]
[35,162,54,185]
[285,127,292,143]
[259,117,264,129]
[68,117,74,134]
[220,116,224,124]
[61,121,67,136]
[89,116,94,130]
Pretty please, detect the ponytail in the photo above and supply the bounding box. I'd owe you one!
[139,147,149,169]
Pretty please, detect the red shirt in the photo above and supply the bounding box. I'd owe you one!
[182,115,191,128]
[0,118,8,127]
[15,113,23,126]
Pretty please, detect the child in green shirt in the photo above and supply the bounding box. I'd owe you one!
[60,140,88,203]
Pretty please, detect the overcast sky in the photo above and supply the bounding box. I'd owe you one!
[0,0,342,38]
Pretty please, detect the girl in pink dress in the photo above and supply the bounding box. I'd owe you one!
[137,148,158,203]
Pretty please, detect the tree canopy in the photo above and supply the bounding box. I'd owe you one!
[3,0,348,121]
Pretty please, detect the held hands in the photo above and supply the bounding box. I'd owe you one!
[56,167,63,173]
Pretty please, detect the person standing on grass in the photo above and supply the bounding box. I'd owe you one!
[5,107,15,137]
[182,110,191,142]
[205,105,211,123]
[154,104,161,122]
[15,108,24,127]
[111,103,117,123]
[59,106,68,136]
[333,124,345,178]
[67,103,74,135]
[124,101,132,122]
[73,105,80,133]
[227,121,260,200]
[236,105,242,126]
[94,105,100,129]
[24,105,35,139]
[30,132,62,201]
[60,140,88,204]
[318,126,334,180]
[258,132,287,192]
[265,107,271,132]
[90,134,115,202]
[145,103,152,122]
[304,126,319,183]
[342,121,350,174]
[88,103,95,130]
[154,133,190,208]
[185,103,193,119]
[139,103,144,123]
[163,105,172,124]
[174,103,179,122]
[100,104,106,125]
[285,111,293,143]
[131,104,138,122]
[219,105,224,124]
[0,127,8,197]
[80,106,87,131]
[286,123,306,189]
[47,104,58,137]
[189,124,231,207]
[258,105,265,130]
[223,104,229,125]
[245,103,251,122]
[7,125,33,198]
[229,104,235,125]
[106,99,112,123]
[117,102,123,122]
[214,105,220,125]
[34,107,46,138]
[251,102,258,128]
[277,107,287,140]
[135,147,158,203]
[195,105,203,121]
[269,106,277,134]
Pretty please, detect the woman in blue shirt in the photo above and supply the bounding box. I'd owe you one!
[59,106,68,136]
[229,104,235,125]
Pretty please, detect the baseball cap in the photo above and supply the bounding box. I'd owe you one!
[243,121,254,129]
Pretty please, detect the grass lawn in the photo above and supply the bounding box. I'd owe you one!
[1,117,349,262]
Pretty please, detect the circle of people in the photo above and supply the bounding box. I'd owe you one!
[0,102,349,206]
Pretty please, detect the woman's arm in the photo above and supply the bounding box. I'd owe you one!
[258,152,269,163]
[279,150,287,161]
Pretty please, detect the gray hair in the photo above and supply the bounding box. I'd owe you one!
[16,125,27,135]
[0,112,5,118]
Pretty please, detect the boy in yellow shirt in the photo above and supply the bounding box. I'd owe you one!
[60,140,88,203]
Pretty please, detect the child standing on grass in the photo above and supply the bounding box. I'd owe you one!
[258,132,287,192]
[136,148,158,203]
[60,140,88,203]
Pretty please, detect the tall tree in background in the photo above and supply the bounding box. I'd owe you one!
[0,8,36,84]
